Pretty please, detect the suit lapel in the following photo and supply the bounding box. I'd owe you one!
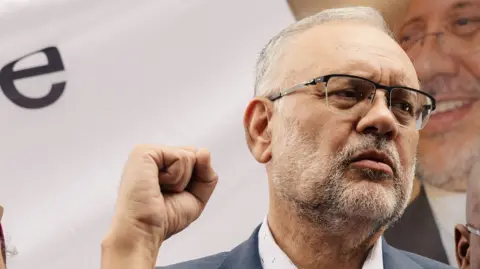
[219,223,436,269]
[218,225,263,269]
[382,239,423,269]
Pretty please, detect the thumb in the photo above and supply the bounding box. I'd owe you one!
[186,148,218,209]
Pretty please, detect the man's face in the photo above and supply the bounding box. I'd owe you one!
[396,0,480,191]
[264,22,419,231]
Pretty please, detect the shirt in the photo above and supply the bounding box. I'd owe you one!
[424,183,466,265]
[258,217,384,269]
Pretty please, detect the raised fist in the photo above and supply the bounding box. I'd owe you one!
[106,145,218,252]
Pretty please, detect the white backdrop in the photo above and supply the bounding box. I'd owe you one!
[0,1,294,268]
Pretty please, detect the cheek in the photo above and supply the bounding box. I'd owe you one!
[397,130,419,168]
[308,115,353,155]
[281,99,355,154]
[461,52,480,77]
[471,237,480,263]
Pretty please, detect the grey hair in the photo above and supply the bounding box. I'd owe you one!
[254,6,394,97]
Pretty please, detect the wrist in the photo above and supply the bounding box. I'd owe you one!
[107,215,164,250]
[101,233,160,269]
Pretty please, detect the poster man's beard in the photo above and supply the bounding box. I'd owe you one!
[417,135,480,191]
[417,76,480,191]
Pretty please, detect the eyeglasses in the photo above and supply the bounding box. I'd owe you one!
[399,17,480,58]
[268,74,436,130]
[400,31,480,59]
[467,224,480,236]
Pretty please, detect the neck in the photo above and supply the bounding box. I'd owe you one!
[267,199,383,269]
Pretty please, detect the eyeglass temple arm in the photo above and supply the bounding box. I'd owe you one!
[467,224,480,236]
[269,78,322,101]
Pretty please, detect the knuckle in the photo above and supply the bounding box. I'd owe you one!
[179,152,190,165]
[181,146,197,152]
[131,144,152,156]
[130,145,162,165]
[186,151,196,163]
[179,149,194,164]
[211,172,219,182]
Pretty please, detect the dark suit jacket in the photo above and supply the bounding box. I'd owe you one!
[156,224,454,269]
[384,185,449,264]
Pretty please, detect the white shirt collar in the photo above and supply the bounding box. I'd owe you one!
[258,217,384,269]
[423,183,466,265]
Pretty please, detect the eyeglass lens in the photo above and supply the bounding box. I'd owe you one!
[324,76,433,130]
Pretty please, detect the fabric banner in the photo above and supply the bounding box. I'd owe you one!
[0,1,294,268]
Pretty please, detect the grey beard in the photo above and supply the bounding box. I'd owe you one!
[284,168,405,233]
[275,135,409,247]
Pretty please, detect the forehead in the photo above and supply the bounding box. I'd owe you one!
[403,0,480,22]
[278,22,418,88]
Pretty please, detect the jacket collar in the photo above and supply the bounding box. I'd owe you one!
[218,225,423,269]
[218,225,263,269]
[381,237,423,269]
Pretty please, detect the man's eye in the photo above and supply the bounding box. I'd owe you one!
[392,101,413,114]
[399,35,412,43]
[397,27,425,50]
[332,89,358,99]
[452,17,480,36]
[456,17,470,26]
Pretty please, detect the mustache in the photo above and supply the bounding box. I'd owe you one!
[421,76,480,97]
[336,135,401,177]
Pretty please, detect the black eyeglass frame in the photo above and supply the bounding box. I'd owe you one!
[467,224,480,237]
[268,73,436,115]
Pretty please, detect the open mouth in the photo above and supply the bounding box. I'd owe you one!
[425,99,478,134]
[349,150,394,177]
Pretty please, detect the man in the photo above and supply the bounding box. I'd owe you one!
[286,0,450,263]
[454,163,480,269]
[383,0,480,264]
[103,7,453,269]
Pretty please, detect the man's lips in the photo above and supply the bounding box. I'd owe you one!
[349,150,394,176]
[424,97,479,134]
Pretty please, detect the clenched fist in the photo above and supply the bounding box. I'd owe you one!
[102,145,218,268]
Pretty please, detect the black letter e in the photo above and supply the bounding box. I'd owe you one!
[0,46,66,109]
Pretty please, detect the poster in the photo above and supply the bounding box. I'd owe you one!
[287,0,479,266]
[386,0,479,265]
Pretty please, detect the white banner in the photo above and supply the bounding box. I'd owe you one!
[0,1,294,268]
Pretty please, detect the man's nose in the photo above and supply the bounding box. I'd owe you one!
[413,34,458,82]
[356,92,399,140]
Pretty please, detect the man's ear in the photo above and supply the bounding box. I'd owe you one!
[455,224,470,269]
[244,97,274,163]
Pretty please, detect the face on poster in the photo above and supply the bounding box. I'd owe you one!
[396,0,480,192]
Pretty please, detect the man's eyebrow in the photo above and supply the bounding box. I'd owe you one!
[452,1,474,10]
[398,17,423,33]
